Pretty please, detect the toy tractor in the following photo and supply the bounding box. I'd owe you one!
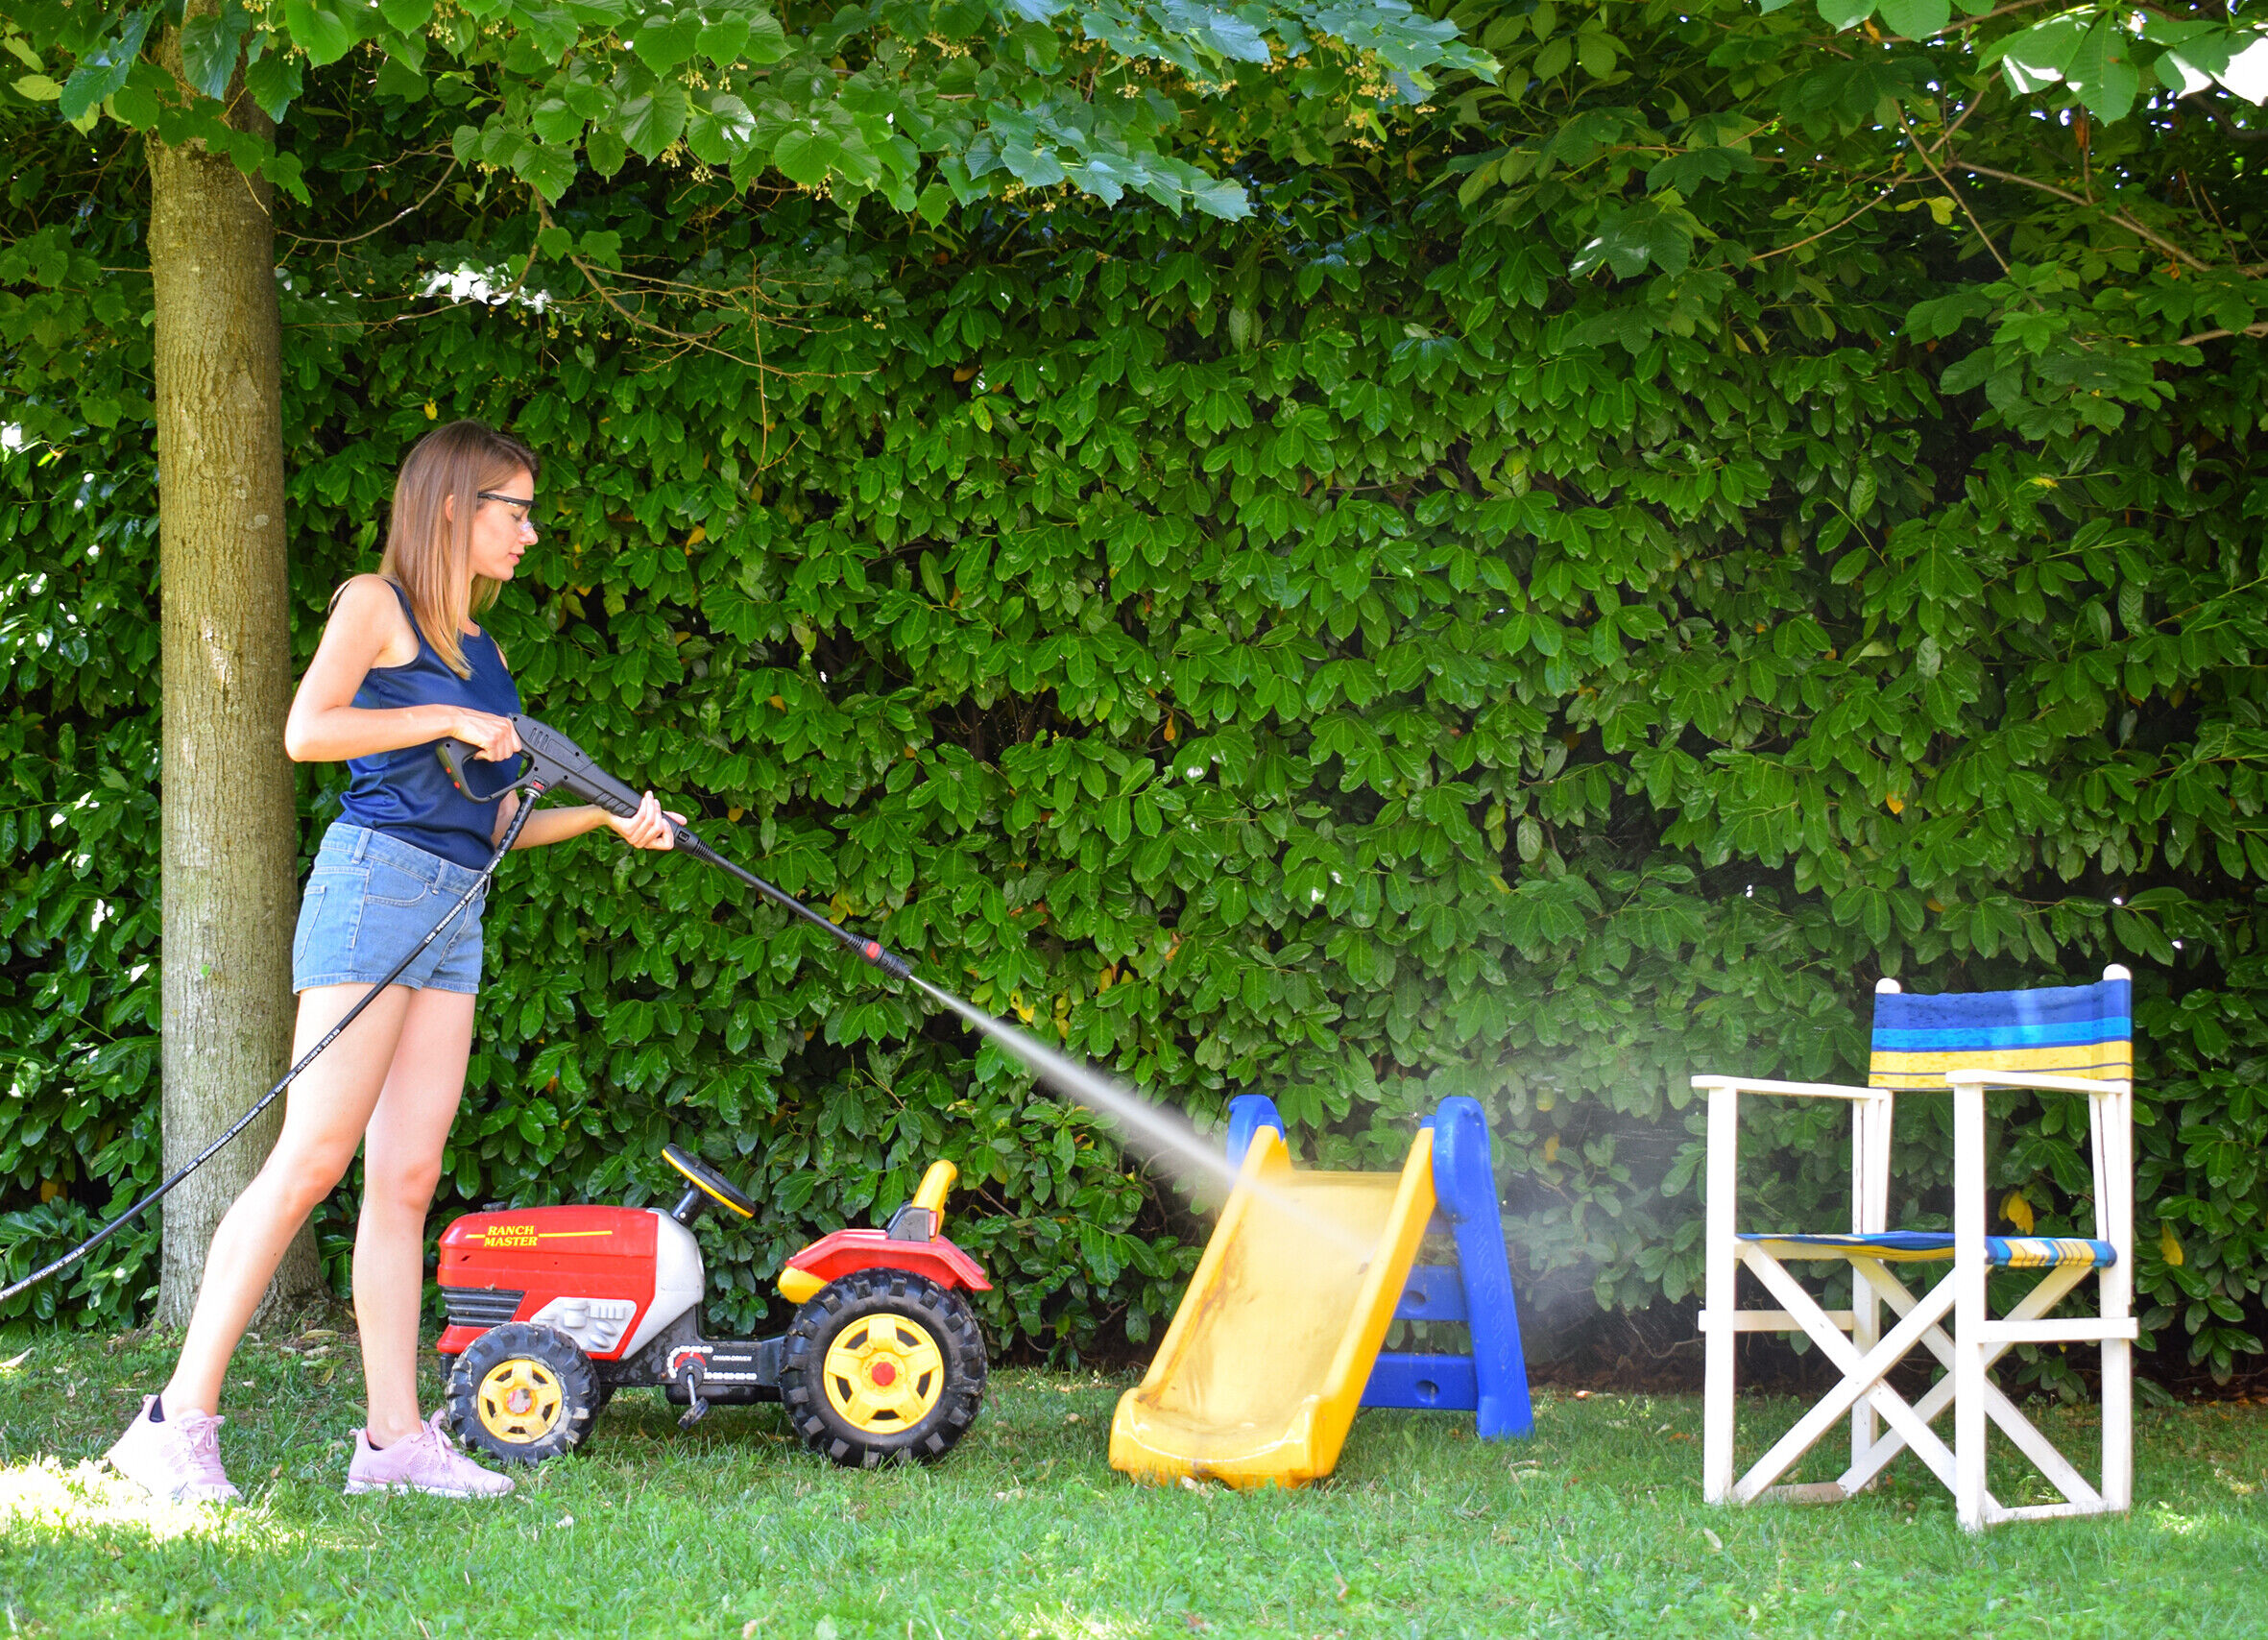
[434,1145,989,1468]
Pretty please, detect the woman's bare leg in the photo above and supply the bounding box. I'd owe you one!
[160,982,413,1417]
[354,985,476,1447]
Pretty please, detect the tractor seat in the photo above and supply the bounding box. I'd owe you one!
[664,1144,759,1223]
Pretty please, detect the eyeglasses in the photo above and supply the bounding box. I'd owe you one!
[477,491,537,524]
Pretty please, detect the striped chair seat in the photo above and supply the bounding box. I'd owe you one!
[1739,1231,2115,1268]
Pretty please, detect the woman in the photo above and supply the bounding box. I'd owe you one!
[107,421,680,1501]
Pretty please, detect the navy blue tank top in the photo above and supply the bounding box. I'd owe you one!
[336,580,522,870]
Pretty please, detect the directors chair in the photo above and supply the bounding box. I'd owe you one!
[1697,967,2135,1531]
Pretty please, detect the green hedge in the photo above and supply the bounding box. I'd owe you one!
[5,48,2266,1384]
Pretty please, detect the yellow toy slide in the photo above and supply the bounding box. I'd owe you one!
[1109,1121,1436,1489]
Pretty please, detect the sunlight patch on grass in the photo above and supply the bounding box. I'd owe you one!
[1017,1604,1150,1640]
[0,1457,291,1548]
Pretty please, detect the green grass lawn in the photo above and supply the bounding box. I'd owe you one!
[1,1326,2263,1638]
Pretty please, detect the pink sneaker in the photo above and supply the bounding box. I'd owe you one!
[106,1395,241,1504]
[344,1409,515,1499]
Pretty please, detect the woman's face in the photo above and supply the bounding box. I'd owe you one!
[468,465,537,584]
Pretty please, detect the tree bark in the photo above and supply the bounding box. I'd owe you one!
[150,12,321,1324]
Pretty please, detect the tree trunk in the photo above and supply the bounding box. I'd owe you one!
[150,12,321,1324]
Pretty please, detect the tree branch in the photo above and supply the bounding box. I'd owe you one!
[1924,79,1992,157]
[1946,157,2210,272]
[534,198,840,380]
[1879,0,2061,40]
[2177,321,2268,348]
[1752,180,1906,263]
[278,161,458,253]
[1898,112,2012,275]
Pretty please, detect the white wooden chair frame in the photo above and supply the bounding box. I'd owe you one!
[1698,987,2135,1531]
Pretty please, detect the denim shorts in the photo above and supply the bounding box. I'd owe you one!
[292,824,488,996]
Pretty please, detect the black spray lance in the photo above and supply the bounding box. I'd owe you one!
[0,715,912,1307]
[439,716,914,981]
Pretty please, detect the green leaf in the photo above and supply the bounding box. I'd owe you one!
[1990,14,2087,90]
[687,92,756,165]
[618,81,688,157]
[59,9,154,123]
[585,127,627,178]
[243,47,303,120]
[109,60,169,126]
[282,0,362,67]
[1570,200,1693,279]
[1816,0,1874,29]
[1646,146,1754,193]
[742,9,792,63]
[181,2,252,101]
[697,15,753,64]
[373,55,425,101]
[632,11,703,73]
[259,146,309,205]
[514,139,578,203]
[531,95,583,143]
[999,136,1067,188]
[1938,346,1997,396]
[2064,17,2141,121]
[1876,0,1949,37]
[1188,174,1252,221]
[12,73,61,103]
[379,0,435,28]
[1010,19,1061,70]
[772,122,843,185]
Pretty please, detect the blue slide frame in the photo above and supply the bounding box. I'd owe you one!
[1225,1093,1533,1439]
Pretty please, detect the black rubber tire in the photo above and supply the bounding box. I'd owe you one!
[780,1268,986,1468]
[446,1322,603,1465]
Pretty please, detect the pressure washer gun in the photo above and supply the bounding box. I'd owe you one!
[436,714,916,982]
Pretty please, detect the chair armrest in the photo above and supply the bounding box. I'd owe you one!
[1691,1075,1884,1101]
[1942,1070,2132,1097]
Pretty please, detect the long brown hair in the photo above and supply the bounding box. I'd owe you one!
[378,421,540,678]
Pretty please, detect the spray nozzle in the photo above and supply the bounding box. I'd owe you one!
[862,940,914,981]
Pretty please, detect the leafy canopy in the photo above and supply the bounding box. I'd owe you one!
[1446,0,2268,449]
[1786,0,2268,127]
[1,0,1494,221]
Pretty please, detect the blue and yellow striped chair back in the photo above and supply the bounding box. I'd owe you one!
[1868,974,2132,1091]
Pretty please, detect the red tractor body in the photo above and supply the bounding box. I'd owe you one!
[433,1150,990,1469]
[436,1205,670,1359]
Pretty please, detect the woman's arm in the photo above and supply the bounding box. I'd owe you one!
[282,575,521,765]
[494,789,683,852]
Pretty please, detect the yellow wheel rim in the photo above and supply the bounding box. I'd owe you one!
[475,1358,565,1444]
[822,1313,946,1434]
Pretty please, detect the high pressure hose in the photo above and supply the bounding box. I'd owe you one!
[0,784,545,1308]
[1,714,916,1308]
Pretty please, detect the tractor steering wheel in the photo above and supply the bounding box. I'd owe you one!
[663,1145,759,1221]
